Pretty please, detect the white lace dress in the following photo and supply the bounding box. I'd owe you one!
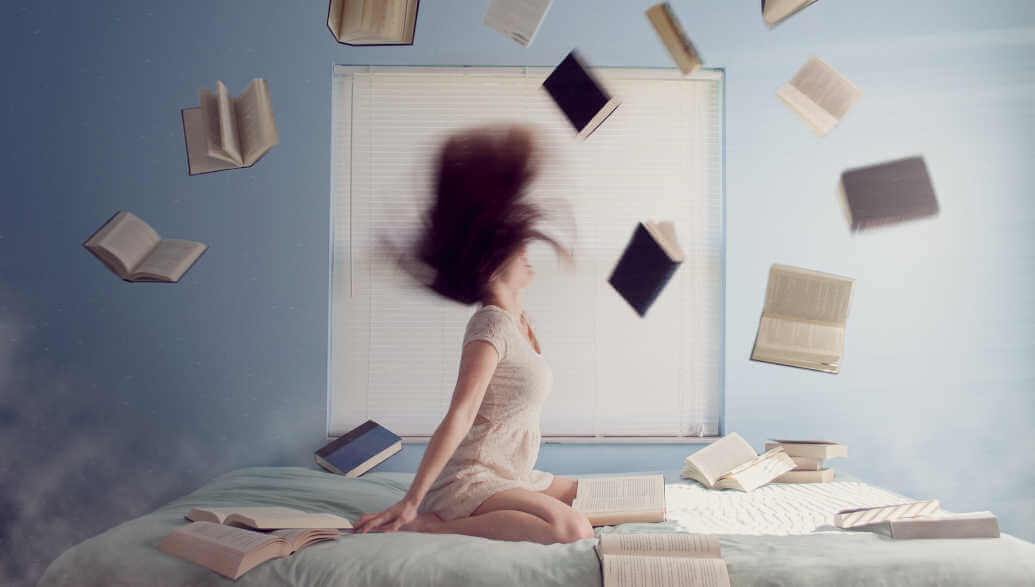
[417,304,554,521]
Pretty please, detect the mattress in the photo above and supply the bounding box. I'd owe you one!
[39,467,1035,586]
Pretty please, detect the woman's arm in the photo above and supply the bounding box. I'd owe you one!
[352,340,500,533]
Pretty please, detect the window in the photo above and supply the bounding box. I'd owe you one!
[329,65,724,439]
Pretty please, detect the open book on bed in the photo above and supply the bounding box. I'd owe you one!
[597,533,730,587]
[186,506,353,530]
[681,433,795,491]
[573,474,666,526]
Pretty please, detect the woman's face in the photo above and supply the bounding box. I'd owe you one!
[493,244,535,291]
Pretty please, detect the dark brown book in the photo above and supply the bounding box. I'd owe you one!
[542,50,621,139]
[841,156,939,231]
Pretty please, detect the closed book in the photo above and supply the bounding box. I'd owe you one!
[861,512,1000,540]
[608,221,684,317]
[762,0,818,26]
[790,456,824,470]
[765,439,846,460]
[315,420,402,477]
[841,156,939,231]
[542,50,621,138]
[771,468,834,484]
[645,3,702,75]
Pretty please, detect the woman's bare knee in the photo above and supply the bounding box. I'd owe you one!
[550,511,595,543]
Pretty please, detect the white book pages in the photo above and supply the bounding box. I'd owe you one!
[598,533,720,558]
[132,239,206,282]
[715,448,795,491]
[484,0,552,46]
[182,108,239,175]
[602,555,730,587]
[84,211,160,276]
[777,57,861,136]
[681,433,757,488]
[574,475,665,516]
[235,79,279,166]
[835,500,941,529]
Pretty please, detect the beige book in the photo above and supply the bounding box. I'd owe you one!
[772,467,834,484]
[83,211,206,283]
[751,264,854,373]
[681,432,795,492]
[159,521,340,580]
[790,456,824,470]
[854,512,1000,540]
[765,439,847,460]
[484,0,552,47]
[327,0,419,45]
[186,506,353,530]
[776,57,861,136]
[762,0,818,27]
[597,534,730,587]
[182,78,279,175]
[573,475,666,526]
[835,500,942,529]
[646,3,702,75]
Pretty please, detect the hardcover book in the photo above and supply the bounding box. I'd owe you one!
[484,0,552,47]
[542,50,621,138]
[841,156,939,231]
[315,420,402,477]
[681,433,795,492]
[646,3,702,75]
[608,221,684,317]
[597,534,730,587]
[83,211,206,283]
[764,439,847,460]
[327,0,419,45]
[762,0,818,26]
[771,468,834,483]
[777,57,861,136]
[835,500,942,529]
[751,265,854,373]
[853,512,1000,540]
[182,78,279,175]
[573,474,666,526]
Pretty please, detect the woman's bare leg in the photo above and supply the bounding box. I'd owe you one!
[539,475,579,505]
[402,487,594,544]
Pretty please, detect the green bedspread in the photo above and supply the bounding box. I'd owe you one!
[39,467,1035,586]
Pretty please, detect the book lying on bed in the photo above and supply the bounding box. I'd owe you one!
[316,419,402,477]
[84,211,207,283]
[835,500,942,529]
[597,534,730,587]
[484,0,552,47]
[186,506,353,530]
[608,221,684,317]
[646,2,702,75]
[766,439,845,482]
[542,50,621,139]
[852,511,1000,540]
[681,432,795,492]
[182,78,278,175]
[777,56,861,137]
[751,264,854,373]
[573,474,666,526]
[159,521,341,580]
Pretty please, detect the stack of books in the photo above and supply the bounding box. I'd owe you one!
[765,439,846,483]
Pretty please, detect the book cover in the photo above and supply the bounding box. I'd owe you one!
[542,50,620,138]
[646,2,702,75]
[762,0,818,26]
[608,222,683,317]
[841,156,939,231]
[315,420,402,477]
[484,0,552,47]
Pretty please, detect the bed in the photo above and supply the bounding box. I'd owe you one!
[39,467,1035,586]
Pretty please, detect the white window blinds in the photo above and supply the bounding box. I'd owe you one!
[329,65,724,438]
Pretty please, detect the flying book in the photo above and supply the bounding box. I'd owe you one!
[777,57,861,136]
[185,506,353,530]
[542,50,621,139]
[83,211,206,283]
[572,474,666,526]
[850,512,1000,540]
[841,156,939,231]
[608,221,684,317]
[751,265,854,373]
[327,0,419,45]
[484,0,552,47]
[681,433,795,492]
[646,3,702,75]
[159,521,341,580]
[835,500,942,529]
[762,0,818,27]
[182,78,279,175]
[597,534,730,587]
[315,420,402,478]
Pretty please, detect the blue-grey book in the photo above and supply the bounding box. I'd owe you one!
[607,221,684,317]
[315,420,402,477]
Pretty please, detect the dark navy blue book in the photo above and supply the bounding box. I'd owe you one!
[608,221,684,317]
[542,50,621,139]
[315,420,402,477]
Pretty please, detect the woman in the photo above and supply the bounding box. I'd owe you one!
[351,125,593,545]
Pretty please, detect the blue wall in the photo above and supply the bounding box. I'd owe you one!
[1,1,1032,584]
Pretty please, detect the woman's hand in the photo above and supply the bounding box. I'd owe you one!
[352,497,419,534]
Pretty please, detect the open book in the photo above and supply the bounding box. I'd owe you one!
[182,78,279,175]
[681,432,794,492]
[327,0,419,45]
[83,211,206,283]
[186,506,353,530]
[159,521,340,580]
[573,474,666,526]
[608,221,684,317]
[751,264,854,373]
[777,56,861,136]
[597,534,730,587]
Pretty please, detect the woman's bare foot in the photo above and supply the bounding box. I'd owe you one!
[399,512,442,533]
